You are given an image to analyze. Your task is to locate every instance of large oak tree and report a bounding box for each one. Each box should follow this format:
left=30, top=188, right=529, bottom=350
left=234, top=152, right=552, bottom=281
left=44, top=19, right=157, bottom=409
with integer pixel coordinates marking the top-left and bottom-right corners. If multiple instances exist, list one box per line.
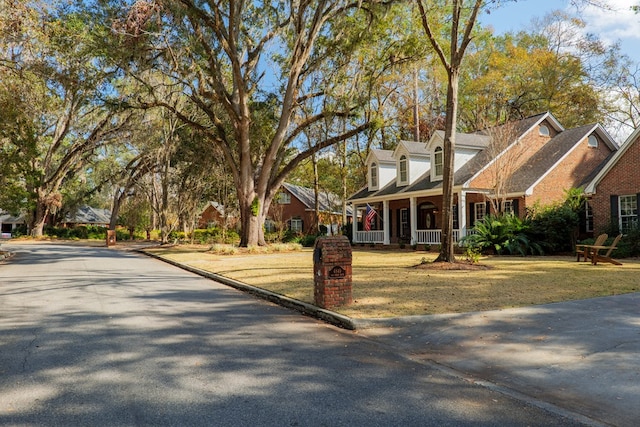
left=110, top=0, right=399, bottom=246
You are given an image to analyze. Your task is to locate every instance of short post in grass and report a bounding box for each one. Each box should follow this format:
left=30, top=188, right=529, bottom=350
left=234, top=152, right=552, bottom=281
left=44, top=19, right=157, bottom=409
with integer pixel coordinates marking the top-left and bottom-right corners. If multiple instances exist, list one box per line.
left=313, top=235, right=352, bottom=309
left=106, top=230, right=116, bottom=247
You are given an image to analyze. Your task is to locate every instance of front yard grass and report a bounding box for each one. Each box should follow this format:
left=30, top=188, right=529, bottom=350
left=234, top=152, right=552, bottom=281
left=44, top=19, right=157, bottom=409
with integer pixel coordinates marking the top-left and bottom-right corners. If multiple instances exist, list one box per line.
left=145, top=245, right=640, bottom=318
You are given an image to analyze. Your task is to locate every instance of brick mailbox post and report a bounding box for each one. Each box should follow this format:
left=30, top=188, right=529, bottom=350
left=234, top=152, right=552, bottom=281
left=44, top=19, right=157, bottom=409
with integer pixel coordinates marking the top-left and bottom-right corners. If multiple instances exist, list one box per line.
left=106, top=230, right=116, bottom=247
left=313, top=235, right=352, bottom=309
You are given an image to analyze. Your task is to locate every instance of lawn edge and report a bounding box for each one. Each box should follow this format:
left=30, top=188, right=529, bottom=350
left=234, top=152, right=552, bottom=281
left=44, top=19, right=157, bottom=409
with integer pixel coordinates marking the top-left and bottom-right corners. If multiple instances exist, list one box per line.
left=139, top=249, right=357, bottom=330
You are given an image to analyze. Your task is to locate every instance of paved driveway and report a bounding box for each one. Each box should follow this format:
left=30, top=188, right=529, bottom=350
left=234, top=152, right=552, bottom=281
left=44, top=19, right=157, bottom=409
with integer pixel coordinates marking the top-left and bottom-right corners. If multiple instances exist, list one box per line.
left=357, top=292, right=640, bottom=427
left=0, top=242, right=599, bottom=426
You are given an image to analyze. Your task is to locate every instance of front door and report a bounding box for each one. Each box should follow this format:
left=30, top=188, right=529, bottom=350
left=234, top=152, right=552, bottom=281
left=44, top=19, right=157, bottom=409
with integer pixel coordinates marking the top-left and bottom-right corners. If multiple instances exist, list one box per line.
left=418, top=202, right=437, bottom=229
left=400, top=208, right=409, bottom=240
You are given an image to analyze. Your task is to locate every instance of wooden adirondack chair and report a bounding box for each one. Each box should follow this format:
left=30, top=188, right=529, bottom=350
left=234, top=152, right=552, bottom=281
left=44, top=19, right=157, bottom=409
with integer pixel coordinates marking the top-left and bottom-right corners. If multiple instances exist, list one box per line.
left=576, top=233, right=607, bottom=262
left=591, top=234, right=623, bottom=265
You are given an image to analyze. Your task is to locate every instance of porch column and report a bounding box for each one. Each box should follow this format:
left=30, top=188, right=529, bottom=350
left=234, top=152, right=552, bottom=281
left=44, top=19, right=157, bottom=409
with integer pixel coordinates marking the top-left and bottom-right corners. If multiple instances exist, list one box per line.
left=351, top=203, right=358, bottom=243
left=383, top=200, right=390, bottom=245
left=410, top=196, right=417, bottom=245
left=459, top=191, right=467, bottom=239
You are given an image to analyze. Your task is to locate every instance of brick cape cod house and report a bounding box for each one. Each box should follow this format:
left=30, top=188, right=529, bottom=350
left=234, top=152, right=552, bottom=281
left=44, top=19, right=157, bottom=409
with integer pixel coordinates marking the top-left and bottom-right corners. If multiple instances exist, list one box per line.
left=197, top=201, right=239, bottom=229
left=267, top=182, right=352, bottom=235
left=348, top=111, right=638, bottom=246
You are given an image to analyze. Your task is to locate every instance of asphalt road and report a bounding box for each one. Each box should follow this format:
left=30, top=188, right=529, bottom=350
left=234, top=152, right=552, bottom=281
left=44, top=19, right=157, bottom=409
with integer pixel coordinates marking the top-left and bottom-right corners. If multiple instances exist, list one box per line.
left=1, top=242, right=591, bottom=426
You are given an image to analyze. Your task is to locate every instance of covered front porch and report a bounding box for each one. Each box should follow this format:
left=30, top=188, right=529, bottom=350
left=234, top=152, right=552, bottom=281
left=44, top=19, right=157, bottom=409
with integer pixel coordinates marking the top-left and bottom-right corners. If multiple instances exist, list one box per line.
left=351, top=192, right=480, bottom=245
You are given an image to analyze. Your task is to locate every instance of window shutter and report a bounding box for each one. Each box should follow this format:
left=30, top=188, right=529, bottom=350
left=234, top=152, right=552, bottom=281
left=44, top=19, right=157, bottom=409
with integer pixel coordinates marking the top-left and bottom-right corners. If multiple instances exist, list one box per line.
left=486, top=201, right=491, bottom=216
left=388, top=209, right=393, bottom=237
left=452, top=204, right=459, bottom=229
left=469, top=202, right=475, bottom=226
left=396, top=209, right=400, bottom=238
left=512, top=199, right=520, bottom=217
left=610, top=195, right=619, bottom=233
left=637, top=193, right=640, bottom=225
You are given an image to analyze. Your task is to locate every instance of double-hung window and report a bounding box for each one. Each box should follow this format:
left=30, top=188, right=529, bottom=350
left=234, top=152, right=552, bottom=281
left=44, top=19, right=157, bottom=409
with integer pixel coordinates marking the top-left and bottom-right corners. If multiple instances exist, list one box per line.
left=434, top=147, right=443, bottom=178
left=290, top=218, right=303, bottom=232
left=474, top=202, right=486, bottom=223
left=585, top=201, right=594, bottom=233
left=399, top=156, right=408, bottom=184
left=502, top=200, right=514, bottom=215
left=619, top=195, right=638, bottom=233
left=370, top=163, right=378, bottom=188
left=278, top=192, right=291, bottom=204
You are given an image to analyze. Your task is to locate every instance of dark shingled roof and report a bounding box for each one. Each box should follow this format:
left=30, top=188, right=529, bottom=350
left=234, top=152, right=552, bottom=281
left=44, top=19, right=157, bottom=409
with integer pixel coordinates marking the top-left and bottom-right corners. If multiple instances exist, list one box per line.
left=348, top=113, right=564, bottom=201
left=508, top=124, right=596, bottom=192
left=371, top=149, right=395, bottom=163
left=433, top=130, right=491, bottom=148
left=349, top=186, right=378, bottom=200
left=64, top=206, right=112, bottom=224
left=399, top=141, right=429, bottom=155
left=283, top=183, right=351, bottom=215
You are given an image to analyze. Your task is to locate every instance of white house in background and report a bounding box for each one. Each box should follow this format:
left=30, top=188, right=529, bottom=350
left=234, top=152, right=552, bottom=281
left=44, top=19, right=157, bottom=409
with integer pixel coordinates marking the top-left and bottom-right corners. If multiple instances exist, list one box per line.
left=0, top=211, right=26, bottom=238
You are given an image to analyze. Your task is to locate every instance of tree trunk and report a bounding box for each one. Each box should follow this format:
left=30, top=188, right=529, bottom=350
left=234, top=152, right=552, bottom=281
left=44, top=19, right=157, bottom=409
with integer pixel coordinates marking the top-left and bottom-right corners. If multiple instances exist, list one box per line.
left=239, top=194, right=267, bottom=247
left=435, top=68, right=459, bottom=263
left=30, top=190, right=50, bottom=237
left=30, top=200, right=48, bottom=237
left=313, top=153, right=320, bottom=234
left=109, top=188, right=125, bottom=230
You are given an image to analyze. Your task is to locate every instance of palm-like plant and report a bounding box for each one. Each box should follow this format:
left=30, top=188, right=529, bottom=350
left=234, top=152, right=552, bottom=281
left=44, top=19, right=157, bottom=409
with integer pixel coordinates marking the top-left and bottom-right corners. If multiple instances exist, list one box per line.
left=462, top=213, right=543, bottom=256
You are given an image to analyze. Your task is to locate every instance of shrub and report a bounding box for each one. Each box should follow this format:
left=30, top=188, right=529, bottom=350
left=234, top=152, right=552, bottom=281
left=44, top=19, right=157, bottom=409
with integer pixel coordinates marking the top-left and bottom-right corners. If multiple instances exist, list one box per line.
left=527, top=204, right=579, bottom=253
left=611, top=226, right=640, bottom=258
left=463, top=214, right=542, bottom=256
left=209, top=244, right=238, bottom=255
left=341, top=224, right=353, bottom=243
left=282, top=229, right=302, bottom=244
left=300, top=234, right=319, bottom=247
left=168, top=230, right=186, bottom=242
left=191, top=228, right=222, bottom=244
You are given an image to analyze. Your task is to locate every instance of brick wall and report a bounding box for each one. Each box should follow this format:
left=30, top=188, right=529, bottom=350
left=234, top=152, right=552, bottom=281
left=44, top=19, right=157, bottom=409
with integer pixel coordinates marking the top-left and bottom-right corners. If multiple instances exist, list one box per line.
left=590, top=134, right=640, bottom=233
left=529, top=135, right=613, bottom=207
left=471, top=120, right=557, bottom=189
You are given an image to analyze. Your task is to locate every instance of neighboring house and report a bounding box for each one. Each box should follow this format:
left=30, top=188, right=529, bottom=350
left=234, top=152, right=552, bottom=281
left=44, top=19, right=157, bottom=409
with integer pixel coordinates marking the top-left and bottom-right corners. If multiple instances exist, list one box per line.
left=0, top=211, right=26, bottom=237
left=348, top=111, right=622, bottom=245
left=584, top=126, right=640, bottom=234
left=197, top=201, right=238, bottom=229
left=62, top=206, right=112, bottom=227
left=267, top=182, right=351, bottom=235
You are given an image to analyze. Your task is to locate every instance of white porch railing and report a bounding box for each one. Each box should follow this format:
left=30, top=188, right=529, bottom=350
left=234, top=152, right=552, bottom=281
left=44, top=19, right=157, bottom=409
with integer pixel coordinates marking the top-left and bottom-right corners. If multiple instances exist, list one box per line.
left=353, top=229, right=468, bottom=245
left=354, top=230, right=384, bottom=243
left=416, top=229, right=463, bottom=245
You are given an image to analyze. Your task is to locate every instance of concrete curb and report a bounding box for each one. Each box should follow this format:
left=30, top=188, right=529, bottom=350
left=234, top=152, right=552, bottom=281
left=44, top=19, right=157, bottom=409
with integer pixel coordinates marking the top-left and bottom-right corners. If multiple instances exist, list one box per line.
left=139, top=250, right=357, bottom=330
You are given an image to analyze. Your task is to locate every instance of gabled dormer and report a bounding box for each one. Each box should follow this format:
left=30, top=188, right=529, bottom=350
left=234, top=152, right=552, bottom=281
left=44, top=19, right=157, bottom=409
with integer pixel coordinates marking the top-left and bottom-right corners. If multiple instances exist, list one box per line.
left=365, top=149, right=395, bottom=191
left=427, top=131, right=490, bottom=181
left=393, top=141, right=430, bottom=187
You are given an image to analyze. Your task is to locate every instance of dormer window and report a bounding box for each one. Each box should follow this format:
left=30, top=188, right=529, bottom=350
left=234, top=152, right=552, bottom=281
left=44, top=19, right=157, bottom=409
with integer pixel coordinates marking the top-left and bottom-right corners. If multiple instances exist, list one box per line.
left=434, top=146, right=443, bottom=178
left=539, top=124, right=550, bottom=136
left=399, top=155, right=408, bottom=183
left=588, top=135, right=598, bottom=148
left=370, top=162, right=378, bottom=188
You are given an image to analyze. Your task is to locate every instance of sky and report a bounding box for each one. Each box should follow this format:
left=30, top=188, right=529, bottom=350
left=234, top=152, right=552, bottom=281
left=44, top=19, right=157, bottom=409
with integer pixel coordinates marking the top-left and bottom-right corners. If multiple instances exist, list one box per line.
left=479, top=0, right=640, bottom=63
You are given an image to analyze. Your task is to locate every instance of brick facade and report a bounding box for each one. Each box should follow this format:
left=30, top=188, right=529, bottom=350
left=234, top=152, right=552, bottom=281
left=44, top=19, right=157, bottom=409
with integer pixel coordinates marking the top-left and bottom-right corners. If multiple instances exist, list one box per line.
left=589, top=132, right=640, bottom=234
left=528, top=134, right=613, bottom=207
left=268, top=186, right=345, bottom=234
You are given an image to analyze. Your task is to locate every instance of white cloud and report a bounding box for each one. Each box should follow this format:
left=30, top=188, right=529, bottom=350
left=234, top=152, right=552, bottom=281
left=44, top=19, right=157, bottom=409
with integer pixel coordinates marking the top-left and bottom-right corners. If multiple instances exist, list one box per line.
left=579, top=0, right=640, bottom=42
